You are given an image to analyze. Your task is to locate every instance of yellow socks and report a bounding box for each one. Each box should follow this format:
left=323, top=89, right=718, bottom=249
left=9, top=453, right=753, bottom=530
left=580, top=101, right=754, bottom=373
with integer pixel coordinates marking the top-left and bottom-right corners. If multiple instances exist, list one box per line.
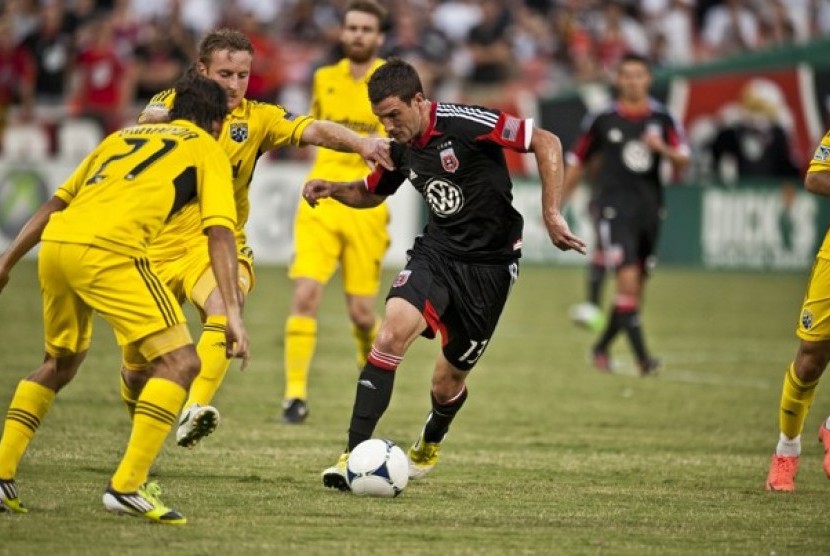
left=779, top=363, right=819, bottom=440
left=352, top=321, right=379, bottom=369
left=284, top=315, right=316, bottom=401
left=0, top=380, right=55, bottom=479
left=111, top=378, right=185, bottom=492
left=186, top=315, right=230, bottom=407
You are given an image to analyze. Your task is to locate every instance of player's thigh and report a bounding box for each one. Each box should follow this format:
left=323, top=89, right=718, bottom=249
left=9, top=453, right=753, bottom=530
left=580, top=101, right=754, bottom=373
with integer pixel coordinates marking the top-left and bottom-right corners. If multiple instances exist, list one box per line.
left=797, top=257, right=830, bottom=342
left=387, top=255, right=449, bottom=341
left=440, top=261, right=515, bottom=371
left=38, top=242, right=94, bottom=357
left=341, top=208, right=390, bottom=296
left=288, top=204, right=341, bottom=284
left=188, top=245, right=255, bottom=310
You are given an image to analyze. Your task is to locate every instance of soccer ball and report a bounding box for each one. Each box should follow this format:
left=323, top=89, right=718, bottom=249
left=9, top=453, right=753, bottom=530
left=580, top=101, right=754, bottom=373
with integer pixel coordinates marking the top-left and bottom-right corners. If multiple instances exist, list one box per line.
left=346, top=438, right=409, bottom=497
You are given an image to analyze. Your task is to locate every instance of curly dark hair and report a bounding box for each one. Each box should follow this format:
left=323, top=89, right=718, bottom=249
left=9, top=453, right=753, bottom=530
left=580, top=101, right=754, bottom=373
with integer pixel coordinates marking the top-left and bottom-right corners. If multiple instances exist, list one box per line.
left=169, top=73, right=228, bottom=132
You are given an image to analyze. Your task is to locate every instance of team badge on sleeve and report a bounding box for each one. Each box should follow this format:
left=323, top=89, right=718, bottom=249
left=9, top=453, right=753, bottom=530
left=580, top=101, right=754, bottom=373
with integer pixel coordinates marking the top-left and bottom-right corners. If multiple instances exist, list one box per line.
left=440, top=147, right=459, bottom=173
left=813, top=145, right=830, bottom=162
left=392, top=270, right=412, bottom=287
left=801, top=309, right=814, bottom=330
left=230, top=123, right=249, bottom=143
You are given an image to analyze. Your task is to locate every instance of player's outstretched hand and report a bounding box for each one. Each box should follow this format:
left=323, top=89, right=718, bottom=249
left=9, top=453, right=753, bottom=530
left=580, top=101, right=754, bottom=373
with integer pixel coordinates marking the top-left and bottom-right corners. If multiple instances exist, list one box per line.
left=224, top=312, right=250, bottom=370
left=546, top=211, right=587, bottom=254
left=359, top=137, right=394, bottom=171
left=302, top=179, right=335, bottom=207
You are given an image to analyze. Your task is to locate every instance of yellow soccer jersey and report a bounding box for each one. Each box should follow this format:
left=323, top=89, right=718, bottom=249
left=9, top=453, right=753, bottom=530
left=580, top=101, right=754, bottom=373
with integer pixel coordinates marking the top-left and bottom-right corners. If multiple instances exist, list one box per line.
left=143, top=93, right=314, bottom=256
left=42, top=120, right=236, bottom=259
left=308, top=58, right=385, bottom=184
left=809, top=131, right=830, bottom=259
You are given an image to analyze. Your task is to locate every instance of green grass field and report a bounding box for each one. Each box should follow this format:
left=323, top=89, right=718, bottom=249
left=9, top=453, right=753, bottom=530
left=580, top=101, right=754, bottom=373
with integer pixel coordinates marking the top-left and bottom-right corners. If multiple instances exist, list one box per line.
left=1, top=260, right=829, bottom=555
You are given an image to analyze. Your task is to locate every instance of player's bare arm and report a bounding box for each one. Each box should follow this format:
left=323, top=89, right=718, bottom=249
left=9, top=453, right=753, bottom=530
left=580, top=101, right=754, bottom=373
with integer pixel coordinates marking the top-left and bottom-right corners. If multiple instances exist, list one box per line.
left=206, top=225, right=250, bottom=367
left=806, top=170, right=830, bottom=197
left=0, top=196, right=68, bottom=293
left=642, top=131, right=690, bottom=168
left=300, top=120, right=394, bottom=171
left=530, top=127, right=587, bottom=254
left=303, top=178, right=385, bottom=209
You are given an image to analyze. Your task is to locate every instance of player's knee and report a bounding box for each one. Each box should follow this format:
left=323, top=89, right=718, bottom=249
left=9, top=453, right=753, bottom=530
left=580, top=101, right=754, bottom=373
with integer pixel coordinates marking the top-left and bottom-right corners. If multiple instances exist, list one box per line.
left=27, top=353, right=83, bottom=392
left=154, top=346, right=201, bottom=388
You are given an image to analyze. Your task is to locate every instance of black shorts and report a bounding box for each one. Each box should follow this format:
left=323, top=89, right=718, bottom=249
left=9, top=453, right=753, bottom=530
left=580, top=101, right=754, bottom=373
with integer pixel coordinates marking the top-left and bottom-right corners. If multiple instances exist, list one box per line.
left=595, top=205, right=662, bottom=273
left=387, top=248, right=518, bottom=371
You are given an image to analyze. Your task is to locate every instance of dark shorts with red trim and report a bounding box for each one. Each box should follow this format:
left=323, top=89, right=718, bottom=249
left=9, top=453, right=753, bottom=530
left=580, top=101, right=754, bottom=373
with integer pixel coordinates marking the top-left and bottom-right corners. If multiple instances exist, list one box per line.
left=387, top=247, right=518, bottom=371
left=595, top=204, right=662, bottom=272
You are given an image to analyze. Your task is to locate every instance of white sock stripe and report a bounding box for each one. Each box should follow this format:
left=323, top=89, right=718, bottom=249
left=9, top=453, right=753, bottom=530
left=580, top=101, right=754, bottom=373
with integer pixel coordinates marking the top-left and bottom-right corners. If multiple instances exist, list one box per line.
left=370, top=347, right=402, bottom=366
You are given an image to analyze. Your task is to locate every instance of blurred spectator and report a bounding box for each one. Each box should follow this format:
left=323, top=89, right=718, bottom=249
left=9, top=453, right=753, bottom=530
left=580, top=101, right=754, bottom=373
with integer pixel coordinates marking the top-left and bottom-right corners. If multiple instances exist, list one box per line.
left=235, top=11, right=284, bottom=103
left=465, top=0, right=513, bottom=88
left=700, top=0, right=760, bottom=58
left=593, top=0, right=649, bottom=77
left=551, top=4, right=598, bottom=85
left=0, top=15, right=35, bottom=137
left=3, top=0, right=39, bottom=44
left=179, top=0, right=222, bottom=37
left=431, top=0, right=481, bottom=43
left=67, top=16, right=134, bottom=133
left=643, top=0, right=696, bottom=67
left=132, top=19, right=190, bottom=101
left=709, top=79, right=801, bottom=184
left=22, top=0, right=75, bottom=104
left=758, top=0, right=797, bottom=47
left=383, top=3, right=452, bottom=98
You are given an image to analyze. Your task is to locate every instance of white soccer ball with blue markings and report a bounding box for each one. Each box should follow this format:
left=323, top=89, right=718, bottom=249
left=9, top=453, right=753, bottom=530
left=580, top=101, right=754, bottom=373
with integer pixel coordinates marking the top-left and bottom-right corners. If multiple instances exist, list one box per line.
left=347, top=438, right=409, bottom=497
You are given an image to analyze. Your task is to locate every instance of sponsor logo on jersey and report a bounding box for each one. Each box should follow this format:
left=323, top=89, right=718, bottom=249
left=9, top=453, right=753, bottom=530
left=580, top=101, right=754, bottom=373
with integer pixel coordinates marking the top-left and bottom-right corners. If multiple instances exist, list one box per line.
left=440, top=147, right=459, bottom=173
left=392, top=269, right=412, bottom=287
left=230, top=122, right=248, bottom=143
left=425, top=178, right=464, bottom=217
left=621, top=140, right=653, bottom=173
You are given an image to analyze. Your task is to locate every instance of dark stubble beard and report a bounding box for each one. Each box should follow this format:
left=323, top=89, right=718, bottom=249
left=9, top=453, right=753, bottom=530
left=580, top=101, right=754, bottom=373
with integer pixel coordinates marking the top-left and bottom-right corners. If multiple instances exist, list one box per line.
left=345, top=43, right=375, bottom=64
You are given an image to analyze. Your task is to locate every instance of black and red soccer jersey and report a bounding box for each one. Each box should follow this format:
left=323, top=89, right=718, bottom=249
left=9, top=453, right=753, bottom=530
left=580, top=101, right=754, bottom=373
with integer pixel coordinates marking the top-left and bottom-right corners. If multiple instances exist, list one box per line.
left=366, top=101, right=532, bottom=264
left=566, top=98, right=689, bottom=215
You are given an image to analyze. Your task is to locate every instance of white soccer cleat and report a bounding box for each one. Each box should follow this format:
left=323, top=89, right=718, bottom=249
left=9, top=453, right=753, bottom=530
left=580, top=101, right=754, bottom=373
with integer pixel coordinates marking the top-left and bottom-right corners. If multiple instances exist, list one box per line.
left=176, top=404, right=220, bottom=448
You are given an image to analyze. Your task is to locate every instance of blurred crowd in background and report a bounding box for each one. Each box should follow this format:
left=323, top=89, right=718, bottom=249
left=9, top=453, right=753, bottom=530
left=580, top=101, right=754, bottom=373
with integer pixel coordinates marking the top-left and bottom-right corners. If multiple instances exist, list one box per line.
left=1, top=0, right=828, bottom=159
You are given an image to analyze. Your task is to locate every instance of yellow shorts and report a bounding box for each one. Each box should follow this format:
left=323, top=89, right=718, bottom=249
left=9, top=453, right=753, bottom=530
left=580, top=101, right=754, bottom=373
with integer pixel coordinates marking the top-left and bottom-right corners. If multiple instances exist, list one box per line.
left=288, top=199, right=389, bottom=296
left=152, top=242, right=254, bottom=309
left=38, top=241, right=191, bottom=361
left=797, top=256, right=830, bottom=341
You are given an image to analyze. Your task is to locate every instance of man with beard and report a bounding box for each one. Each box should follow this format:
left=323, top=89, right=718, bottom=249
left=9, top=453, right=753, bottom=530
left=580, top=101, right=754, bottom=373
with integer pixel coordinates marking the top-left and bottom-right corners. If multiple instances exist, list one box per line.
left=281, top=0, right=390, bottom=424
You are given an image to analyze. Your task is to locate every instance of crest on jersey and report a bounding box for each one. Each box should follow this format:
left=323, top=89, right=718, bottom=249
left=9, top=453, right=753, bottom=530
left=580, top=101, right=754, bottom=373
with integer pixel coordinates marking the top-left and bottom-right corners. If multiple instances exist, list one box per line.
left=230, top=122, right=248, bottom=143
left=392, top=270, right=412, bottom=288
left=440, top=147, right=459, bottom=173
left=814, top=145, right=830, bottom=162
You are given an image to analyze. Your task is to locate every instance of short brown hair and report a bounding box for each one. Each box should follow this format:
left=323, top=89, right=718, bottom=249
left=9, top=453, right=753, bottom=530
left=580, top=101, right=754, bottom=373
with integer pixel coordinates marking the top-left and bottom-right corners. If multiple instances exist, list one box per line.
left=197, top=29, right=254, bottom=67
left=343, top=0, right=387, bottom=29
left=368, top=58, right=423, bottom=105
